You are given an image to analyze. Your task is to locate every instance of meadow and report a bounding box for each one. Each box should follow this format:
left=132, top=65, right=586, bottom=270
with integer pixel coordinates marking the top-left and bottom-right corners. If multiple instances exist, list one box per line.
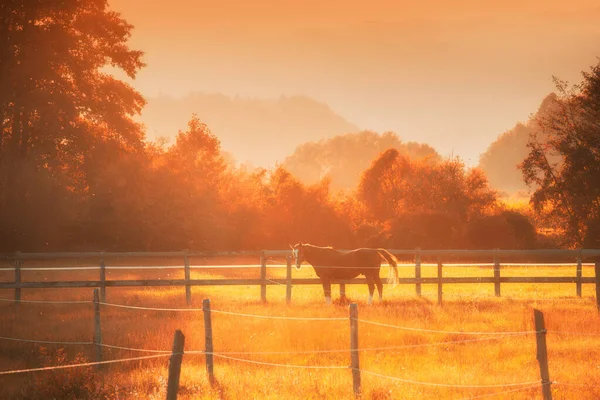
left=0, top=257, right=599, bottom=399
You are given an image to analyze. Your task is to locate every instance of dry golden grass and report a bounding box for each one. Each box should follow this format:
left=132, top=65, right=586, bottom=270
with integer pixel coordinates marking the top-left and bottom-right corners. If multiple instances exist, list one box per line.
left=1, top=259, right=600, bottom=399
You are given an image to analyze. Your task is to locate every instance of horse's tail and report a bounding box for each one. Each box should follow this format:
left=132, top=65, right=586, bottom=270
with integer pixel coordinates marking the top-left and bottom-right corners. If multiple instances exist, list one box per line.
left=375, top=249, right=399, bottom=286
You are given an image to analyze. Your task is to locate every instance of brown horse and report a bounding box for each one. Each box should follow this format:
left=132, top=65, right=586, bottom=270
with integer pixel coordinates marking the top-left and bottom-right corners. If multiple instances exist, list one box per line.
left=291, top=243, right=399, bottom=305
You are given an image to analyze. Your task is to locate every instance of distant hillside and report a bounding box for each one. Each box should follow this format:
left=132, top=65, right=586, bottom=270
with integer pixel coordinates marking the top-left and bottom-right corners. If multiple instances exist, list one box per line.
left=282, top=130, right=441, bottom=190
left=478, top=93, right=558, bottom=195
left=139, top=93, right=359, bottom=167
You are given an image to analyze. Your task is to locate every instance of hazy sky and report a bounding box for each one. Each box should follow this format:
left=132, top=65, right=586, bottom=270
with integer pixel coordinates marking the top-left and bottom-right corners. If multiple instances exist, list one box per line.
left=109, top=0, right=600, bottom=166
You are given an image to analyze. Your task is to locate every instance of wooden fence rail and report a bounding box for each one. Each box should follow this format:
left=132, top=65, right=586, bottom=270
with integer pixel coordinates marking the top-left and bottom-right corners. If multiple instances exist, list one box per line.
left=2, top=248, right=600, bottom=260
left=1, top=249, right=600, bottom=309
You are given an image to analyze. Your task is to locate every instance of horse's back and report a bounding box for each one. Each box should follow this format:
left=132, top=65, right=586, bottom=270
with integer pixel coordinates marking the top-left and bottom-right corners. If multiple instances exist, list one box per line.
left=344, top=248, right=384, bottom=264
left=305, top=246, right=383, bottom=279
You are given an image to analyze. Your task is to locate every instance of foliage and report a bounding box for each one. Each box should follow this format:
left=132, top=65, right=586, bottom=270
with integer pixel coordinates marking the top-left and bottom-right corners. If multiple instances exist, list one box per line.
left=0, top=0, right=145, bottom=251
left=0, top=2, right=546, bottom=252
left=520, top=61, right=600, bottom=248
left=464, top=211, right=537, bottom=250
left=356, top=150, right=498, bottom=248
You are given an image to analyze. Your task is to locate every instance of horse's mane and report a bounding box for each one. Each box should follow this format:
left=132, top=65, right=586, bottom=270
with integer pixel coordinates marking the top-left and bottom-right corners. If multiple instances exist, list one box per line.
left=293, top=242, right=335, bottom=250
left=304, top=244, right=334, bottom=250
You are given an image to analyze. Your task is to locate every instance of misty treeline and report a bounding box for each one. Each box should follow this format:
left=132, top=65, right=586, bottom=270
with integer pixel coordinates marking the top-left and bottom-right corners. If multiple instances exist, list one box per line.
left=1, top=1, right=599, bottom=252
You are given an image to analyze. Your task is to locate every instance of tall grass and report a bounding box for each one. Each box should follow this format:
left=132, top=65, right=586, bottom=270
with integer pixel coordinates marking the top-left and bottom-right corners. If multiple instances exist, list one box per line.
left=0, top=262, right=599, bottom=399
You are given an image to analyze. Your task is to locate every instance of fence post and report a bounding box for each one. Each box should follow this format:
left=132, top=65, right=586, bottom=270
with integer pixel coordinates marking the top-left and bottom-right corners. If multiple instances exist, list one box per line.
left=437, top=256, right=443, bottom=306
left=286, top=256, right=292, bottom=304
left=203, top=299, right=214, bottom=384
left=184, top=252, right=191, bottom=305
left=260, top=251, right=267, bottom=303
left=340, top=283, right=346, bottom=299
left=534, top=309, right=552, bottom=400
left=14, top=252, right=21, bottom=303
left=99, top=254, right=106, bottom=302
left=93, top=289, right=102, bottom=366
left=415, top=248, right=421, bottom=297
left=166, top=329, right=185, bottom=400
left=493, top=250, right=501, bottom=297
left=595, top=263, right=600, bottom=313
left=349, top=303, right=361, bottom=397
left=576, top=251, right=582, bottom=297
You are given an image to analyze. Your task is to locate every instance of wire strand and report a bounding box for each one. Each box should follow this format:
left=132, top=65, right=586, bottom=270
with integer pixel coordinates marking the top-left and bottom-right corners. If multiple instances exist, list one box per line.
left=0, top=336, right=93, bottom=345
left=358, top=368, right=540, bottom=388
left=183, top=335, right=517, bottom=356
left=356, top=318, right=539, bottom=335
left=0, top=354, right=171, bottom=375
left=0, top=298, right=91, bottom=304
left=99, top=302, right=203, bottom=312
left=99, top=343, right=172, bottom=354
left=209, top=353, right=347, bottom=369
left=458, top=383, right=543, bottom=399
left=210, top=308, right=346, bottom=321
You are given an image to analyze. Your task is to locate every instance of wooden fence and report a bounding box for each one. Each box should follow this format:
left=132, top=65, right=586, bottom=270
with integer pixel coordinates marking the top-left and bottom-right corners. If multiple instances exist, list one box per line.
left=93, top=297, right=551, bottom=399
left=0, top=292, right=558, bottom=399
left=1, top=249, right=600, bottom=309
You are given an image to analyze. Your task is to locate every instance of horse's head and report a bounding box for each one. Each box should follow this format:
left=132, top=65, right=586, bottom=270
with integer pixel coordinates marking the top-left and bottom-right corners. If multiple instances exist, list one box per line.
left=290, top=242, right=305, bottom=270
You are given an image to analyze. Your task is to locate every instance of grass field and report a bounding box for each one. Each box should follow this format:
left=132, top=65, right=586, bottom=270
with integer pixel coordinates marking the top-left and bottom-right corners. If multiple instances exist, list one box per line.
left=0, top=257, right=599, bottom=399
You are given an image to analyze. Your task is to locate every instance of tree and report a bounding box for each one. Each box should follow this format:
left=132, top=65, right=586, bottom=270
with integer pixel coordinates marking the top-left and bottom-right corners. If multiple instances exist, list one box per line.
left=259, top=167, right=354, bottom=248
left=464, top=211, right=536, bottom=250
left=358, top=150, right=496, bottom=223
left=520, top=61, right=600, bottom=248
left=0, top=0, right=145, bottom=250
left=163, top=115, right=229, bottom=250
left=357, top=150, right=498, bottom=248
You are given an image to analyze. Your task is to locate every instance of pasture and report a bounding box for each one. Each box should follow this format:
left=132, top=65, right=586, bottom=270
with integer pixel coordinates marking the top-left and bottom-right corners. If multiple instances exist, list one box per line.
left=0, top=255, right=600, bottom=399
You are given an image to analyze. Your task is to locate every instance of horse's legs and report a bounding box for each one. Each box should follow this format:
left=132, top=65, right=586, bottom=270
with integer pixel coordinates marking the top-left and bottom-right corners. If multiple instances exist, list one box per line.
left=374, top=274, right=384, bottom=301
left=321, top=278, right=332, bottom=305
left=365, top=275, right=375, bottom=305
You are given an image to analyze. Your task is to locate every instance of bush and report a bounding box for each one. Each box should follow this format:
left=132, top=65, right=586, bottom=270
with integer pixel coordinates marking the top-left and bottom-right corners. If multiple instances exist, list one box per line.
left=464, top=211, right=536, bottom=249
left=17, top=347, right=115, bottom=399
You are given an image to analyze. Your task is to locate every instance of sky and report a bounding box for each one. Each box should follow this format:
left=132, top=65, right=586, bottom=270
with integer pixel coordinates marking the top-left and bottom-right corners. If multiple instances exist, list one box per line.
left=108, top=0, right=600, bottom=166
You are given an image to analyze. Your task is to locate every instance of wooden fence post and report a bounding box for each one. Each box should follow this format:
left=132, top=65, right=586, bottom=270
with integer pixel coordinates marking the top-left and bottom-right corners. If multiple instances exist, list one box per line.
left=437, top=257, right=443, bottom=306
left=415, top=248, right=421, bottom=297
left=286, top=256, right=292, bottom=304
left=340, top=283, right=346, bottom=300
left=99, top=255, right=106, bottom=302
left=493, top=250, right=501, bottom=297
left=203, top=299, right=214, bottom=384
left=93, top=289, right=102, bottom=366
left=595, top=263, right=600, bottom=313
left=14, top=253, right=21, bottom=303
left=349, top=303, right=361, bottom=397
left=576, top=251, right=582, bottom=297
left=166, top=329, right=185, bottom=400
left=184, top=252, right=191, bottom=305
left=534, top=309, right=552, bottom=400
left=260, top=251, right=267, bottom=303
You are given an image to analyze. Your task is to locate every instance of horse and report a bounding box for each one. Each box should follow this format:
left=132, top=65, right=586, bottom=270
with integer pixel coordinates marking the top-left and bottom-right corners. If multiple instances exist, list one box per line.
left=291, top=242, right=399, bottom=305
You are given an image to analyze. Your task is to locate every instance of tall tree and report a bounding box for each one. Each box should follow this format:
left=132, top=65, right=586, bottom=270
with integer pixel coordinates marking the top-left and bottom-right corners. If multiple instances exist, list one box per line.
left=358, top=150, right=496, bottom=223
left=357, top=150, right=497, bottom=248
left=0, top=0, right=145, bottom=250
left=520, top=61, right=600, bottom=248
